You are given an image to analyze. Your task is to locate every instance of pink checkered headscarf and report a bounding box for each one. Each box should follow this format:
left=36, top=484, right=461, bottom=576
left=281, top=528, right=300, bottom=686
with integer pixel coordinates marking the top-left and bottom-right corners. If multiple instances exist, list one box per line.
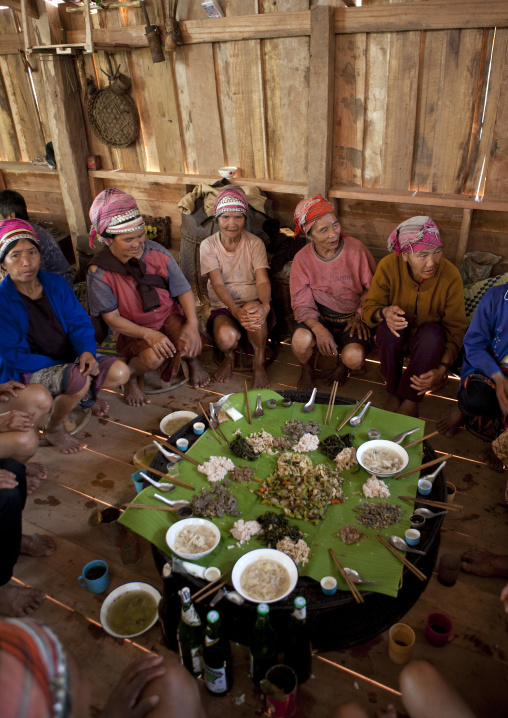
left=214, top=188, right=248, bottom=218
left=89, top=188, right=145, bottom=247
left=388, top=216, right=442, bottom=255
left=293, top=195, right=335, bottom=237
left=0, top=219, right=39, bottom=262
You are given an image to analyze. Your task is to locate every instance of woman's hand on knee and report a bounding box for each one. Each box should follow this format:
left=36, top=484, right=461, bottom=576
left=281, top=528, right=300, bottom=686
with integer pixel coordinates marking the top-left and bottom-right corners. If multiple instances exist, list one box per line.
left=179, top=323, right=202, bottom=358
left=314, top=325, right=338, bottom=356
left=0, top=409, right=34, bottom=433
left=78, top=352, right=99, bottom=377
left=0, top=469, right=18, bottom=490
left=410, top=366, right=446, bottom=395
left=0, top=380, right=26, bottom=401
left=98, top=654, right=166, bottom=718
left=345, top=314, right=370, bottom=341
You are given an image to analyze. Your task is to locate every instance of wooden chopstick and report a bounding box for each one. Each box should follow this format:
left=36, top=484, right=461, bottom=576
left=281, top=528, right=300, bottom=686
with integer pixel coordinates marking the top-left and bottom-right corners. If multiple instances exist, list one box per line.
left=376, top=535, right=426, bottom=582
left=191, top=570, right=230, bottom=600
left=137, top=462, right=195, bottom=491
left=399, top=496, right=463, bottom=512
left=336, top=390, right=373, bottom=433
left=153, top=437, right=201, bottom=467
left=328, top=549, right=364, bottom=604
left=125, top=503, right=179, bottom=512
left=199, top=402, right=222, bottom=445
left=404, top=430, right=439, bottom=448
left=394, top=454, right=453, bottom=480
left=195, top=579, right=229, bottom=603
left=243, top=380, right=252, bottom=424
left=325, top=381, right=338, bottom=426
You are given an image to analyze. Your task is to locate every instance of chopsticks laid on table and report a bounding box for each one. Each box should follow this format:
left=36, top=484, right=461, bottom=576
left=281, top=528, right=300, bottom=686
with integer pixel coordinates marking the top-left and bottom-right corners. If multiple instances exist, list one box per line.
left=198, top=401, right=226, bottom=444
left=243, top=380, right=252, bottom=424
left=194, top=580, right=229, bottom=604
left=325, top=381, right=339, bottom=426
left=394, top=454, right=453, bottom=480
left=335, top=390, right=373, bottom=433
left=125, top=503, right=179, bottom=512
left=137, top=462, right=195, bottom=491
left=191, top=571, right=231, bottom=601
left=376, top=535, right=427, bottom=582
left=399, top=496, right=463, bottom=512
left=328, top=549, right=364, bottom=604
left=152, top=437, right=201, bottom=467
left=404, top=430, right=439, bottom=449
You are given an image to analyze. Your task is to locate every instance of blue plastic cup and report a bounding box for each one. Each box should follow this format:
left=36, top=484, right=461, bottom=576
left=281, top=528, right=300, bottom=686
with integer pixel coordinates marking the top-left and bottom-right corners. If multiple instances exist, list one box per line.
left=176, top=438, right=189, bottom=452
left=405, top=529, right=421, bottom=546
left=418, top=479, right=432, bottom=496
left=130, top=470, right=145, bottom=494
left=193, top=422, right=205, bottom=435
left=78, top=560, right=110, bottom=594
left=320, top=576, right=337, bottom=595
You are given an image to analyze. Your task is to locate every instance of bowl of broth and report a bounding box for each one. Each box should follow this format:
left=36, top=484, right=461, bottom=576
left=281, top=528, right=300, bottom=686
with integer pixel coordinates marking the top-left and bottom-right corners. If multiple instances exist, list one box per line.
left=232, top=548, right=298, bottom=604
left=159, top=410, right=198, bottom=437
left=356, top=439, right=409, bottom=477
left=100, top=582, right=161, bottom=639
left=166, top=517, right=220, bottom=560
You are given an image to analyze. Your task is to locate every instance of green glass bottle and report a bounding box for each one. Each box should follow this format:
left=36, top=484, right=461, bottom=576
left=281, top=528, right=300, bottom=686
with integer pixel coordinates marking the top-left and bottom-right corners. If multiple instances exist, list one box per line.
left=177, top=587, right=203, bottom=677
left=283, top=596, right=311, bottom=684
left=203, top=610, right=233, bottom=696
left=249, top=603, right=278, bottom=687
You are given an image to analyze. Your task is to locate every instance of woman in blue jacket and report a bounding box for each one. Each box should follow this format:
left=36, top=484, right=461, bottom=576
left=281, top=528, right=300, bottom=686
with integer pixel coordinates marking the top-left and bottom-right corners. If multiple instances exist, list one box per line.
left=0, top=220, right=129, bottom=454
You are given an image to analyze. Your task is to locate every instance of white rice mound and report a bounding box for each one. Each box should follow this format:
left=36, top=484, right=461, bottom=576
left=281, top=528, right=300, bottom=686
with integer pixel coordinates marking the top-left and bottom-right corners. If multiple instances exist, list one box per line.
left=362, top=476, right=391, bottom=498
left=276, top=536, right=310, bottom=566
left=230, top=519, right=262, bottom=546
left=334, top=446, right=358, bottom=471
left=246, top=430, right=275, bottom=454
left=197, top=456, right=235, bottom=483
left=292, top=432, right=320, bottom=453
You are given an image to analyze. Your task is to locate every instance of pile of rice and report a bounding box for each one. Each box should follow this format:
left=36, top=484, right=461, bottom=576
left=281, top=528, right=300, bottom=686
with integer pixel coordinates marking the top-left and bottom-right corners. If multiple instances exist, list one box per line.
left=230, top=519, right=262, bottom=546
left=292, top=432, right=320, bottom=453
left=334, top=446, right=358, bottom=471
left=276, top=536, right=310, bottom=566
left=362, top=476, right=390, bottom=498
left=246, top=430, right=276, bottom=454
left=198, top=456, right=235, bottom=483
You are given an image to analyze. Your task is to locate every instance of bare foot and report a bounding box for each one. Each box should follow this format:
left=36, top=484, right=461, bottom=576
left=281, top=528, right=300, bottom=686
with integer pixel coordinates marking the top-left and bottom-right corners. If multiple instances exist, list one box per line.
left=124, top=378, right=151, bottom=407
left=480, top=445, right=505, bottom=472
left=252, top=365, right=270, bottom=389
left=25, top=462, right=47, bottom=495
left=437, top=406, right=465, bottom=438
left=297, top=364, right=314, bottom=391
left=188, top=358, right=210, bottom=388
left=461, top=549, right=508, bottom=577
left=399, top=399, right=419, bottom=418
left=91, top=399, right=109, bottom=417
left=20, top=534, right=57, bottom=557
left=323, top=360, right=348, bottom=387
left=383, top=394, right=402, bottom=413
left=214, top=353, right=234, bottom=383
left=45, top=425, right=87, bottom=454
left=0, top=581, right=46, bottom=617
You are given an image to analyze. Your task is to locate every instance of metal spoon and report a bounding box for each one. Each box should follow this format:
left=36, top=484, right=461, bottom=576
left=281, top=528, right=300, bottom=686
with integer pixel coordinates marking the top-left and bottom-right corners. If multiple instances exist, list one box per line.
left=414, top=507, right=448, bottom=519
left=392, top=427, right=420, bottom=444
left=349, top=401, right=372, bottom=426
left=154, top=493, right=191, bottom=509
left=421, top=461, right=447, bottom=484
left=302, top=387, right=317, bottom=413
left=344, top=567, right=378, bottom=585
left=253, top=394, right=264, bottom=418
left=389, top=535, right=427, bottom=556
left=140, top=471, right=174, bottom=492
left=153, top=440, right=179, bottom=463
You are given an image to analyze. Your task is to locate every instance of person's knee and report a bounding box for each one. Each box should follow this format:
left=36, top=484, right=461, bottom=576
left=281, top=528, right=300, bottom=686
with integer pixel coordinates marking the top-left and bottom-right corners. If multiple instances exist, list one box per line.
left=24, top=384, right=53, bottom=415
left=242, top=300, right=261, bottom=311
left=106, top=360, right=130, bottom=386
left=292, top=328, right=314, bottom=354
left=399, top=659, right=437, bottom=693
left=12, top=431, right=39, bottom=462
left=342, top=344, right=365, bottom=370
left=215, top=325, right=240, bottom=351
left=143, top=656, right=205, bottom=716
left=140, top=350, right=164, bottom=372
left=329, top=700, right=369, bottom=718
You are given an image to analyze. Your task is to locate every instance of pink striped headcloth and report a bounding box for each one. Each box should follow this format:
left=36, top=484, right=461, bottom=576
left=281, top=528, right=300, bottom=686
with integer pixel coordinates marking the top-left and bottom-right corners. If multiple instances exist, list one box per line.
left=0, top=219, right=39, bottom=262
left=388, top=216, right=442, bottom=255
left=293, top=195, right=335, bottom=237
left=214, top=187, right=248, bottom=218
left=89, top=188, right=145, bottom=247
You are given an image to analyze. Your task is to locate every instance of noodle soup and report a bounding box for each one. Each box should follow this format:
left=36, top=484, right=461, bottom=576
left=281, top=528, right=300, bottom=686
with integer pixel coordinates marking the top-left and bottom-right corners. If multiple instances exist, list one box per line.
left=239, top=558, right=291, bottom=602
left=357, top=440, right=409, bottom=477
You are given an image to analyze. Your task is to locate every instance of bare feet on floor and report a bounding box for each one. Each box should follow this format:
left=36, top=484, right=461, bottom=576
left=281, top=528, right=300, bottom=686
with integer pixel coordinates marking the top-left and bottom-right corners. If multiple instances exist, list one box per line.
left=323, top=360, right=348, bottom=387
left=20, top=534, right=57, bottom=557
left=45, top=425, right=87, bottom=454
left=25, top=462, right=47, bottom=495
left=91, top=399, right=109, bottom=417
left=398, top=399, right=419, bottom=418
left=461, top=549, right=508, bottom=577
left=436, top=406, right=465, bottom=438
left=480, top=445, right=505, bottom=472
left=252, top=364, right=270, bottom=389
left=214, top=353, right=234, bottom=383
left=188, top=359, right=210, bottom=389
left=0, top=582, right=46, bottom=617
left=297, top=364, right=314, bottom=391
left=124, top=378, right=151, bottom=407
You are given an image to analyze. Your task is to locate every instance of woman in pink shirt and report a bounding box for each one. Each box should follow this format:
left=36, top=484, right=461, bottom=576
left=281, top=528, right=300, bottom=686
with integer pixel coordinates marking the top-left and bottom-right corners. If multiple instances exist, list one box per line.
left=290, top=195, right=376, bottom=390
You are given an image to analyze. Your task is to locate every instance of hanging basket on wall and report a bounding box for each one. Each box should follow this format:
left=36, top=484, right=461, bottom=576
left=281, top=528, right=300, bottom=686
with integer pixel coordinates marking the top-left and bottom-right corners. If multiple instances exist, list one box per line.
left=87, top=89, right=140, bottom=148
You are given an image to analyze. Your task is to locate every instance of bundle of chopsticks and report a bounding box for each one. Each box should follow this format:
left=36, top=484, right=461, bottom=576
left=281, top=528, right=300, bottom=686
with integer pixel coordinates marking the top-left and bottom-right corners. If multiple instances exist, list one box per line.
left=198, top=402, right=227, bottom=445
left=325, top=381, right=338, bottom=425
left=190, top=570, right=230, bottom=603
left=336, top=390, right=373, bottom=432
left=328, top=549, right=364, bottom=604
left=399, top=495, right=463, bottom=512
left=377, top=535, right=426, bottom=581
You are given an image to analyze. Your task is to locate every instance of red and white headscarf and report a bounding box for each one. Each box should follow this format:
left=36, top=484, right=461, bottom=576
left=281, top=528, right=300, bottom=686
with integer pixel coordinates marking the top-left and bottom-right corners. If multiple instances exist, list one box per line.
left=213, top=187, right=248, bottom=218
left=89, top=188, right=145, bottom=247
left=0, top=219, right=40, bottom=263
left=293, top=195, right=335, bottom=237
left=388, top=216, right=442, bottom=255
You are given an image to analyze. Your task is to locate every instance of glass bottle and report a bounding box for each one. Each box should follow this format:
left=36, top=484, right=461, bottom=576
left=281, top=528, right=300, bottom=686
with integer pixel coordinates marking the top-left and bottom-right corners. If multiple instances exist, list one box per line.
left=249, top=602, right=278, bottom=687
left=158, top=563, right=180, bottom=652
left=177, top=587, right=203, bottom=677
left=284, top=595, right=311, bottom=684
left=203, top=610, right=233, bottom=696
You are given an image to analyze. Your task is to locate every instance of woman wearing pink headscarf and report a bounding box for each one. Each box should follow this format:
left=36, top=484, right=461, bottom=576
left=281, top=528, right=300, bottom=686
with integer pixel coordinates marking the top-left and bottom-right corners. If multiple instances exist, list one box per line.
left=200, top=187, right=273, bottom=388
left=362, top=216, right=467, bottom=417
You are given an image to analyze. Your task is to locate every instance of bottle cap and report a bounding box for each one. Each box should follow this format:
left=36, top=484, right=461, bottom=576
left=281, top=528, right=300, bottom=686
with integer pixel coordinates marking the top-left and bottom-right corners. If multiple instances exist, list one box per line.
left=257, top=603, right=269, bottom=615
left=207, top=610, right=220, bottom=623
left=294, top=596, right=306, bottom=609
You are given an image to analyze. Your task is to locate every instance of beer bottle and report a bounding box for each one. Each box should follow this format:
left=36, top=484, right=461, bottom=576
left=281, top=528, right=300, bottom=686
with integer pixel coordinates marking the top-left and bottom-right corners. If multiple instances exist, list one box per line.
left=284, top=595, right=311, bottom=684
left=203, top=610, right=233, bottom=696
left=249, top=602, right=278, bottom=687
left=177, top=587, right=203, bottom=677
left=158, top=563, right=181, bottom=652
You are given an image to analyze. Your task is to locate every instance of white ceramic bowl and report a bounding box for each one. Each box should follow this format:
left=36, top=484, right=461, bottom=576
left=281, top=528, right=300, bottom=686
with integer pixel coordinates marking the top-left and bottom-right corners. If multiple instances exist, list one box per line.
left=231, top=548, right=298, bottom=604
left=356, top=439, right=409, bottom=477
left=166, top=518, right=221, bottom=561
left=159, top=410, right=198, bottom=436
left=218, top=166, right=238, bottom=178
left=100, top=582, right=161, bottom=639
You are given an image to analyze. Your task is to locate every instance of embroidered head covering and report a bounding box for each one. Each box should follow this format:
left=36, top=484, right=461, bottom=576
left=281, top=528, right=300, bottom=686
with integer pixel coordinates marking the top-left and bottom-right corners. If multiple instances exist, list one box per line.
left=213, top=187, right=248, bottom=218
left=89, top=188, right=145, bottom=248
left=387, top=216, right=442, bottom=255
left=0, top=618, right=71, bottom=718
left=293, top=195, right=336, bottom=237
left=0, top=219, right=40, bottom=263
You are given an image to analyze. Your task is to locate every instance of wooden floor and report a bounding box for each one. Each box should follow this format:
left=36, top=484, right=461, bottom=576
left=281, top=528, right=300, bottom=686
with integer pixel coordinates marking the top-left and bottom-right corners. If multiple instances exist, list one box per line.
left=10, top=343, right=508, bottom=717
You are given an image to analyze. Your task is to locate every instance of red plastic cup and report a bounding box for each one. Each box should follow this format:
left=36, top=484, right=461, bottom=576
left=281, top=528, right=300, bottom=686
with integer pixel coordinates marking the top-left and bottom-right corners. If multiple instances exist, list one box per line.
left=425, top=612, right=455, bottom=647
left=264, top=664, right=297, bottom=718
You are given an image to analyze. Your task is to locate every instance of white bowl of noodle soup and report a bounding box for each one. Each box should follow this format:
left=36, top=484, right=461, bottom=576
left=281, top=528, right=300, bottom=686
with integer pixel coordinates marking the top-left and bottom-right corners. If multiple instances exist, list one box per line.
left=166, top=518, right=221, bottom=561
left=232, top=548, right=298, bottom=604
left=356, top=439, right=409, bottom=477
